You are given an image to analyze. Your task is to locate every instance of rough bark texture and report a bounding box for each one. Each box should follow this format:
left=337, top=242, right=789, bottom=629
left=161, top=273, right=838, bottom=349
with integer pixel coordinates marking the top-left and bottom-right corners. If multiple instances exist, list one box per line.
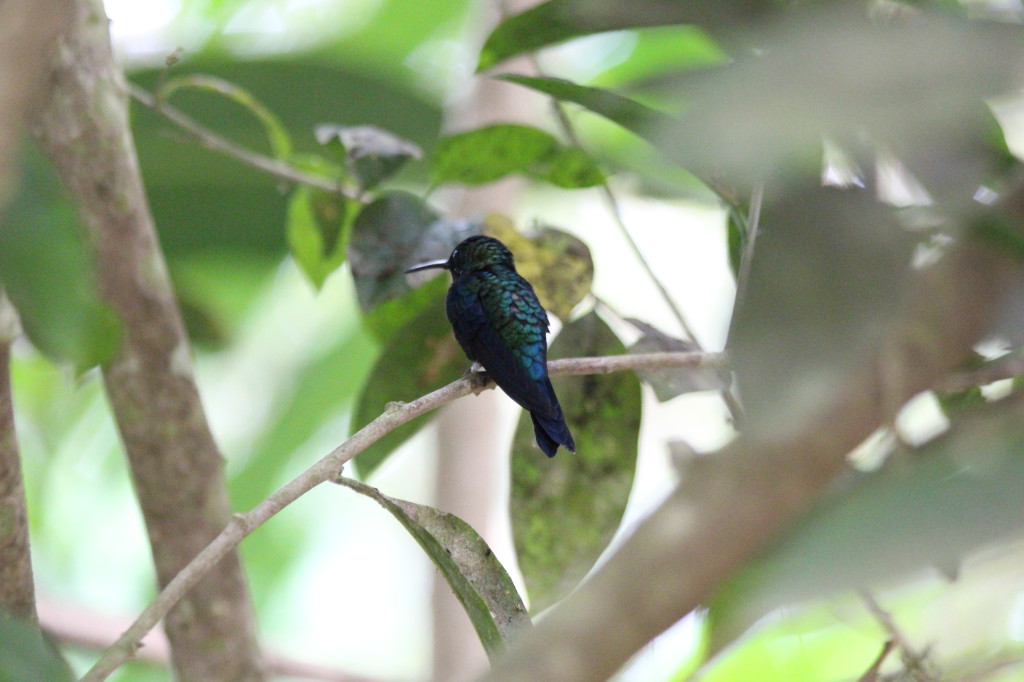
left=0, top=0, right=75, bottom=625
left=31, top=1, right=265, bottom=678
left=479, top=235, right=1020, bottom=682
left=0, top=295, right=35, bottom=622
left=0, top=0, right=72, bottom=211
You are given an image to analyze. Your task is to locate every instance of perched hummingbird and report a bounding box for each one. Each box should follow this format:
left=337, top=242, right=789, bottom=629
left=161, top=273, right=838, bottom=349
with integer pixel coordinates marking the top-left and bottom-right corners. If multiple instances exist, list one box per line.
left=406, top=235, right=575, bottom=457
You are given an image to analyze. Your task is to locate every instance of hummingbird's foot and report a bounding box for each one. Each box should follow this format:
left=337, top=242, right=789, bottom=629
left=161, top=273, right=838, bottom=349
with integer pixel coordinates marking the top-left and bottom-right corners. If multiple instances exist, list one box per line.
left=464, top=364, right=493, bottom=394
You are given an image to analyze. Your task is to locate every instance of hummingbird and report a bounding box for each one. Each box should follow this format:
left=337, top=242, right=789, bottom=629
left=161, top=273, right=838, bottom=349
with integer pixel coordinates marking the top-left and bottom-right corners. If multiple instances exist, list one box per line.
left=406, top=235, right=575, bottom=457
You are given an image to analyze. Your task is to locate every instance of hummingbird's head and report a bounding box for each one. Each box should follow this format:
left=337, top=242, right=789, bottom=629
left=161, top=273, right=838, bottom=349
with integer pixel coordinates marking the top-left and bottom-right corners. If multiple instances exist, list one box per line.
left=405, top=235, right=515, bottom=278
left=447, top=236, right=514, bottom=276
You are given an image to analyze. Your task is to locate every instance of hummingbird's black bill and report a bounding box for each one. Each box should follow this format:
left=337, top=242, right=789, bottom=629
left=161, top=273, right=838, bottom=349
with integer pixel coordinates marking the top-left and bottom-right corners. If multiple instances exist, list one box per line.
left=405, top=258, right=450, bottom=273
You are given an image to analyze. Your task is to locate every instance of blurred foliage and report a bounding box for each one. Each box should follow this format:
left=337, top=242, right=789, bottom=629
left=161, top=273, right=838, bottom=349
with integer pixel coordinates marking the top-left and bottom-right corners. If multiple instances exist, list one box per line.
left=708, top=391, right=1024, bottom=653
left=0, top=146, right=121, bottom=370
left=7, top=0, right=1024, bottom=679
left=0, top=613, right=73, bottom=682
left=430, top=123, right=605, bottom=188
left=727, top=181, right=915, bottom=433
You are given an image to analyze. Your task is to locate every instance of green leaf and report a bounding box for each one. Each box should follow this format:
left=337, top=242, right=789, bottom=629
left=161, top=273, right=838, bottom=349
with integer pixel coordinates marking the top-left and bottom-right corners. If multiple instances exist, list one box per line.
left=338, top=477, right=531, bottom=659
left=347, top=191, right=440, bottom=312
left=492, top=76, right=743, bottom=202
left=708, top=392, right=1024, bottom=654
left=627, top=318, right=729, bottom=400
left=315, top=124, right=423, bottom=192
left=698, top=603, right=880, bottom=682
left=286, top=185, right=353, bottom=289
left=431, top=124, right=603, bottom=189
left=362, top=272, right=449, bottom=342
left=130, top=57, right=445, bottom=260
left=496, top=74, right=672, bottom=135
left=477, top=0, right=768, bottom=71
left=0, top=145, right=121, bottom=370
left=592, top=25, right=727, bottom=86
left=510, top=311, right=641, bottom=612
left=355, top=209, right=480, bottom=341
left=483, top=217, right=593, bottom=322
left=0, top=612, right=73, bottom=682
left=529, top=146, right=606, bottom=189
left=431, top=124, right=555, bottom=186
left=158, top=74, right=293, bottom=160
left=350, top=294, right=466, bottom=478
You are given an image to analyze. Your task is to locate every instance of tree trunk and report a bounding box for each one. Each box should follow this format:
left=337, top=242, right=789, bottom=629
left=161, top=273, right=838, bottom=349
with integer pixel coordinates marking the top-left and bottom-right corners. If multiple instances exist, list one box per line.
left=0, top=295, right=35, bottom=622
left=0, top=0, right=76, bottom=627
left=32, top=0, right=265, bottom=678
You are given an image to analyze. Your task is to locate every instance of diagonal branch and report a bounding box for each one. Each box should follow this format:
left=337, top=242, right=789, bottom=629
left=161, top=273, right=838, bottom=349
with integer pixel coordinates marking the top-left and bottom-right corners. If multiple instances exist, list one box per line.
left=129, top=83, right=353, bottom=197
left=478, top=229, right=1020, bottom=681
left=80, top=350, right=719, bottom=682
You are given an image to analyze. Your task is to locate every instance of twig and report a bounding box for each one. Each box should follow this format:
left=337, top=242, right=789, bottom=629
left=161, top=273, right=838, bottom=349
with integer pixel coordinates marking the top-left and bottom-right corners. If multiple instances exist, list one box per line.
left=80, top=350, right=720, bottom=682
left=858, top=589, right=937, bottom=681
left=551, top=351, right=723, bottom=375
left=936, top=354, right=1024, bottom=393
left=858, top=639, right=896, bottom=682
left=128, top=83, right=353, bottom=197
left=734, top=181, right=764, bottom=315
left=521, top=51, right=698, bottom=345
left=524, top=55, right=745, bottom=423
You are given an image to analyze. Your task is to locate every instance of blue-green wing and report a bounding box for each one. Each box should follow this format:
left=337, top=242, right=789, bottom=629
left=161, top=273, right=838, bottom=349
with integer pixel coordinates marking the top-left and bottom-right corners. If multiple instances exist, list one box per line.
left=446, top=271, right=557, bottom=416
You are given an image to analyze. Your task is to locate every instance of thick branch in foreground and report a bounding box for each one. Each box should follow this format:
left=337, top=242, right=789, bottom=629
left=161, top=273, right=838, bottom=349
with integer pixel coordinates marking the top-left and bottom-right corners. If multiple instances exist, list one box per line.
left=0, top=0, right=74, bottom=625
left=0, top=294, right=35, bottom=622
left=479, top=238, right=1018, bottom=682
left=0, top=0, right=72, bottom=211
left=81, top=351, right=715, bottom=682
left=31, top=1, right=264, bottom=679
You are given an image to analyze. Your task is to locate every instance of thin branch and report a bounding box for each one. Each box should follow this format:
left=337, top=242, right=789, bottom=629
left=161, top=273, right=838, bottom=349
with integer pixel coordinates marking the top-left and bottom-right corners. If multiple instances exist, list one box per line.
left=551, top=96, right=701, bottom=345
left=936, top=354, right=1024, bottom=393
left=858, top=639, right=896, bottom=682
left=526, top=55, right=745, bottom=423
left=734, top=181, right=764, bottom=315
left=80, top=350, right=719, bottom=682
left=128, top=83, right=353, bottom=197
left=858, top=589, right=937, bottom=682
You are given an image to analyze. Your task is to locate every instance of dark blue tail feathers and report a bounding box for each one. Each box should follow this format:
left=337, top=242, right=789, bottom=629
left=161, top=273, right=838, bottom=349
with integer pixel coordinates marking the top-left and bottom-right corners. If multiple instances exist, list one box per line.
left=530, top=410, right=575, bottom=457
